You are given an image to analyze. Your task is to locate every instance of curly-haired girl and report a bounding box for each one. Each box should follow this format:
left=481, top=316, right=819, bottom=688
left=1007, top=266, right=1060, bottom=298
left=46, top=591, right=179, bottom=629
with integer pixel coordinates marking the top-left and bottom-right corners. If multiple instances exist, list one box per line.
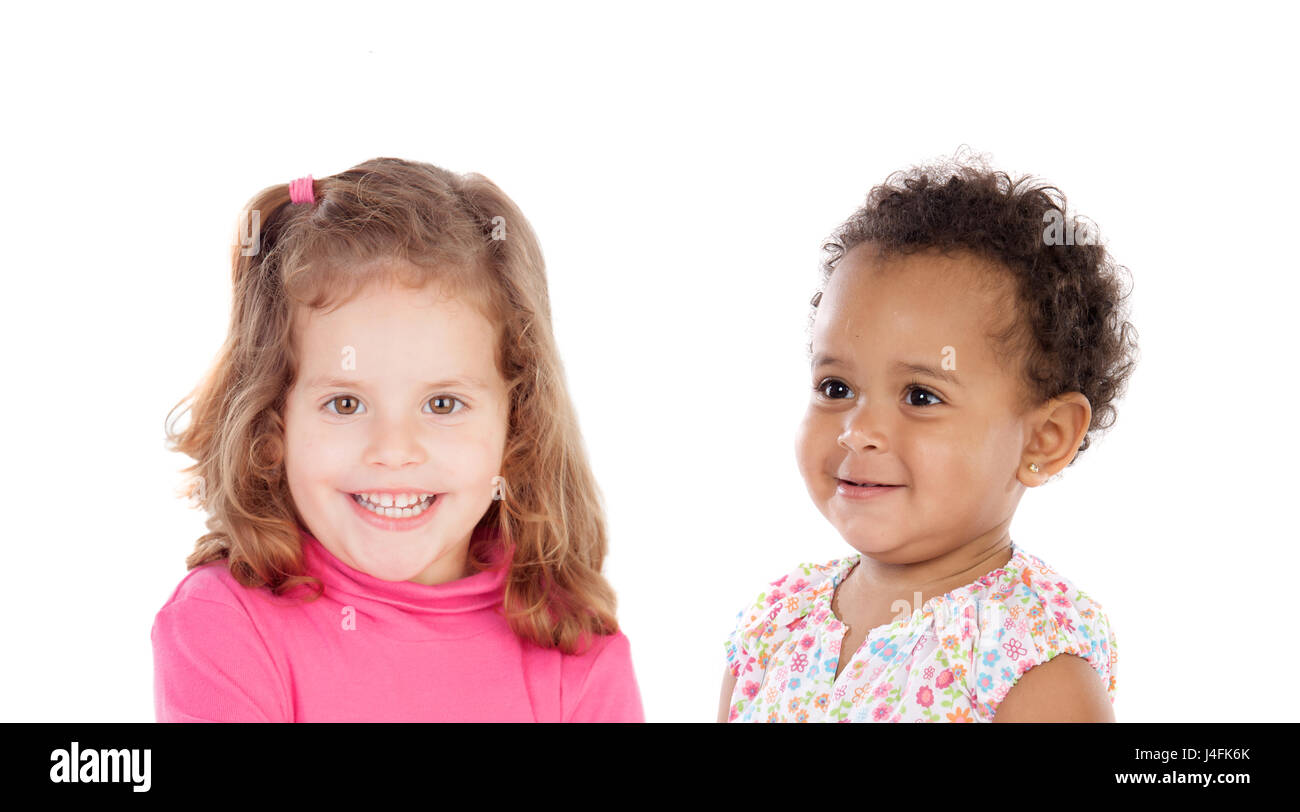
left=720, top=153, right=1138, bottom=722
left=155, top=158, right=642, bottom=722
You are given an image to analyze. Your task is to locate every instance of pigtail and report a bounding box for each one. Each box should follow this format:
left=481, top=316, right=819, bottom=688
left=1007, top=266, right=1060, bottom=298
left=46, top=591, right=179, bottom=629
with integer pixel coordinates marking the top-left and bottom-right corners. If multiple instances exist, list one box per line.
left=164, top=179, right=323, bottom=599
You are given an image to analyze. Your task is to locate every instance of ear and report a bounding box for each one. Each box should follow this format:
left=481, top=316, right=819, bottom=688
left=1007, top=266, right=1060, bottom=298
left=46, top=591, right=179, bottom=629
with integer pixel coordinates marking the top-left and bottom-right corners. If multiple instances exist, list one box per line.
left=1018, top=392, right=1091, bottom=486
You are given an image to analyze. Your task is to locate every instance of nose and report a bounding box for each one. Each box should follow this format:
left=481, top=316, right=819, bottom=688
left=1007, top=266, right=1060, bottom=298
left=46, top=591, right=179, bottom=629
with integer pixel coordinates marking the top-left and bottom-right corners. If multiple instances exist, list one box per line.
left=363, top=412, right=427, bottom=468
left=837, top=402, right=888, bottom=454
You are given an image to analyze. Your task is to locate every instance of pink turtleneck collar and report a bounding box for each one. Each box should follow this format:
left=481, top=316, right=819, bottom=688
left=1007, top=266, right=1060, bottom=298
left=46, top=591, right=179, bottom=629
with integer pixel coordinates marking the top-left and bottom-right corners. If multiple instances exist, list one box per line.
left=294, top=525, right=511, bottom=641
left=154, top=523, right=645, bottom=720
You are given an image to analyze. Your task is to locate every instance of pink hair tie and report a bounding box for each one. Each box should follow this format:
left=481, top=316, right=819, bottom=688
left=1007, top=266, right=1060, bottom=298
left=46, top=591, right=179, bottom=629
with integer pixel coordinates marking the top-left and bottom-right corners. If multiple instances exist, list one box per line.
left=289, top=175, right=315, bottom=205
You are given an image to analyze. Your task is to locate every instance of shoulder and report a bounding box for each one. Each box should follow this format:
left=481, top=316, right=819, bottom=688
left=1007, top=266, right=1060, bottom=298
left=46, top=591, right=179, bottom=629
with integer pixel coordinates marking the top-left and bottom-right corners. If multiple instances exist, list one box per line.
left=724, top=555, right=855, bottom=675
left=970, top=548, right=1118, bottom=721
left=732, top=556, right=855, bottom=625
left=154, top=561, right=252, bottom=624
left=567, top=628, right=634, bottom=665
left=151, top=561, right=292, bottom=722
left=561, top=630, right=638, bottom=687
left=151, top=561, right=285, bottom=656
left=159, top=559, right=246, bottom=607
left=557, top=630, right=644, bottom=722
left=990, top=652, right=1115, bottom=722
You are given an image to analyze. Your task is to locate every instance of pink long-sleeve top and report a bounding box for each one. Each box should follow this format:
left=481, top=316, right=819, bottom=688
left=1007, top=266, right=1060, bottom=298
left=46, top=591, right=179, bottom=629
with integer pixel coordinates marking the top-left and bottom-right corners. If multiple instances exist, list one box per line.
left=151, top=527, right=644, bottom=722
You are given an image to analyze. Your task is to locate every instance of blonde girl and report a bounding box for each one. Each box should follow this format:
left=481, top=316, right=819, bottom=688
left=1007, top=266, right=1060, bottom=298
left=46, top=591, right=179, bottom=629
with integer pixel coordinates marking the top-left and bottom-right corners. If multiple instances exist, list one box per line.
left=155, top=158, right=642, bottom=722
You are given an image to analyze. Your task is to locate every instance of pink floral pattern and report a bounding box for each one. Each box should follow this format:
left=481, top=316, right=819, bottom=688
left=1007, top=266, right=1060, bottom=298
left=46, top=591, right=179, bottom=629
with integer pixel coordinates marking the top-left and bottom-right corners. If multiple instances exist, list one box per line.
left=724, top=546, right=1116, bottom=722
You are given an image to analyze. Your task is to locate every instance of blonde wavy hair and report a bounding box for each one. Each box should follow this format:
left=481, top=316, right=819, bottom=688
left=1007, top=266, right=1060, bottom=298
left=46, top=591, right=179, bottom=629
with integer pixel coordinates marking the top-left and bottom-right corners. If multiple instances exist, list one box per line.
left=165, top=157, right=618, bottom=653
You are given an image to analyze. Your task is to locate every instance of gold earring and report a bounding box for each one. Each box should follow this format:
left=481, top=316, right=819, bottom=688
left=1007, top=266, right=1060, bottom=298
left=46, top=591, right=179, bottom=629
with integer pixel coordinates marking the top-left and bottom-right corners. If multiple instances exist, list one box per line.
left=1028, top=463, right=1040, bottom=473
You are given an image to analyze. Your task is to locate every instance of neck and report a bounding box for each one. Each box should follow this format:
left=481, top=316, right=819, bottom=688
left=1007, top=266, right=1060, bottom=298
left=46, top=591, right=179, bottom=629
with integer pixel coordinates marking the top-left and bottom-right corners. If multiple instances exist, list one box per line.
left=846, top=521, right=1016, bottom=601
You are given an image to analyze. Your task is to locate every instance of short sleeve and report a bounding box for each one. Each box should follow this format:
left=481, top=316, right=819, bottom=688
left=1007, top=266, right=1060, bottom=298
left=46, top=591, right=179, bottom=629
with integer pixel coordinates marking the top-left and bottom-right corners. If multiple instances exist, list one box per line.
left=152, top=593, right=291, bottom=722
left=562, top=632, right=645, bottom=722
left=724, top=588, right=773, bottom=681
left=972, top=576, right=1116, bottom=721
left=724, top=603, right=750, bottom=679
left=723, top=559, right=847, bottom=681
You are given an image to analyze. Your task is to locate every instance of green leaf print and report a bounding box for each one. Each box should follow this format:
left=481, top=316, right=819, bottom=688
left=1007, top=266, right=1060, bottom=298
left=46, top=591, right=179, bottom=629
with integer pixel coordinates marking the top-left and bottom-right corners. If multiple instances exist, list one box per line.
left=829, top=698, right=853, bottom=721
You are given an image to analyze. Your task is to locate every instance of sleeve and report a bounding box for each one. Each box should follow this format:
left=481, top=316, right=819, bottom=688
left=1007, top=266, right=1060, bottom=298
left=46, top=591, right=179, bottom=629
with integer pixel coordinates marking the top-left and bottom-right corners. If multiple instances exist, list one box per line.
left=971, top=578, right=1117, bottom=721
left=724, top=603, right=751, bottom=679
left=722, top=561, right=832, bottom=680
left=151, top=595, right=291, bottom=722
left=562, top=631, right=645, bottom=723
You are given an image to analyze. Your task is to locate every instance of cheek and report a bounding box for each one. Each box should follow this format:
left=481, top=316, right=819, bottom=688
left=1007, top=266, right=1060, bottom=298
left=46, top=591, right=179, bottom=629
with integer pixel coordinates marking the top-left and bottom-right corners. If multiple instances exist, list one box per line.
left=440, top=419, right=508, bottom=478
left=285, top=415, right=352, bottom=477
left=281, top=403, right=317, bottom=482
left=901, top=423, right=978, bottom=483
left=795, top=411, right=832, bottom=482
left=906, top=419, right=1014, bottom=488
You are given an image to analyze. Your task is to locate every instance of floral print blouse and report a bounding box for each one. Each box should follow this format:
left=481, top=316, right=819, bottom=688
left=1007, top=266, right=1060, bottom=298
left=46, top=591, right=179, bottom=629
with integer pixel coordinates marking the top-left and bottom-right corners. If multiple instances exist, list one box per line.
left=724, top=545, right=1116, bottom=722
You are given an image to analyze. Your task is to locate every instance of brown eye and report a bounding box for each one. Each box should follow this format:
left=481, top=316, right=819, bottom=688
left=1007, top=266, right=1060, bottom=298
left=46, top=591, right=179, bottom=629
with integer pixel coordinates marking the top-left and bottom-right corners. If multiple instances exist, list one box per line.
left=816, top=379, right=854, bottom=399
left=427, top=396, right=464, bottom=415
left=904, top=386, right=943, bottom=407
left=326, top=396, right=363, bottom=416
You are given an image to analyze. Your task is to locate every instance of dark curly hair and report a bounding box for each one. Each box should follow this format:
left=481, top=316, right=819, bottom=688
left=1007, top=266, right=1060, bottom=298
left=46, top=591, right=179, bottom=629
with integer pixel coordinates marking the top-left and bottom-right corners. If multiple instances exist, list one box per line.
left=814, top=151, right=1139, bottom=463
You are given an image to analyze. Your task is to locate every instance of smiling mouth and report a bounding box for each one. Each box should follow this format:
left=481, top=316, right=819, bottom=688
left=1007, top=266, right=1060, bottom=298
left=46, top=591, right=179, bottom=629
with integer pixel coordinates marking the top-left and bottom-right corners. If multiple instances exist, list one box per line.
left=838, top=479, right=900, bottom=488
left=350, top=493, right=437, bottom=518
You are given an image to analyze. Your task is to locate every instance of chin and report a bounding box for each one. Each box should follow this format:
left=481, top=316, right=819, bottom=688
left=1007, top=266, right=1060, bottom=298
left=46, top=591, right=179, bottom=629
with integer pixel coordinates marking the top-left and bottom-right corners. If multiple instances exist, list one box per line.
left=829, top=518, right=901, bottom=556
left=840, top=534, right=900, bottom=558
left=340, top=535, right=438, bottom=582
left=356, top=555, right=423, bottom=582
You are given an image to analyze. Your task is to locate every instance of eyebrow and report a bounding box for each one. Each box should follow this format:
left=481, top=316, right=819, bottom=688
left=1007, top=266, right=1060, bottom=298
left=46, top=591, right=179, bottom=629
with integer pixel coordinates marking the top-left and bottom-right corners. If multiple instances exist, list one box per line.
left=304, top=375, right=493, bottom=392
left=811, top=355, right=962, bottom=386
left=892, top=361, right=962, bottom=386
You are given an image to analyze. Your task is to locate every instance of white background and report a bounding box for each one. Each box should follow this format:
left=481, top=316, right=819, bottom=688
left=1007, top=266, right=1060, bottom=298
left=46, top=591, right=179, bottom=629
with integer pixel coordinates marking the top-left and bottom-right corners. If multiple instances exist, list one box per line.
left=3, top=1, right=1296, bottom=722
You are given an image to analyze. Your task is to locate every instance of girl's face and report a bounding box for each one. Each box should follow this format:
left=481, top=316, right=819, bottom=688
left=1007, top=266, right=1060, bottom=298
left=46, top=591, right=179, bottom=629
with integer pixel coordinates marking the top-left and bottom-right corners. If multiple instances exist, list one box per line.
left=284, top=274, right=509, bottom=585
left=796, top=244, right=1036, bottom=563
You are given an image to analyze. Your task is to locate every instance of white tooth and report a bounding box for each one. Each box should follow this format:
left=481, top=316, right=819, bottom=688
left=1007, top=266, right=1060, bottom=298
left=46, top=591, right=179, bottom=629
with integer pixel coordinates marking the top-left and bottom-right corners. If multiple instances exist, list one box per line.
left=354, top=493, right=432, bottom=518
left=378, top=494, right=392, bottom=507
left=395, top=494, right=411, bottom=508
